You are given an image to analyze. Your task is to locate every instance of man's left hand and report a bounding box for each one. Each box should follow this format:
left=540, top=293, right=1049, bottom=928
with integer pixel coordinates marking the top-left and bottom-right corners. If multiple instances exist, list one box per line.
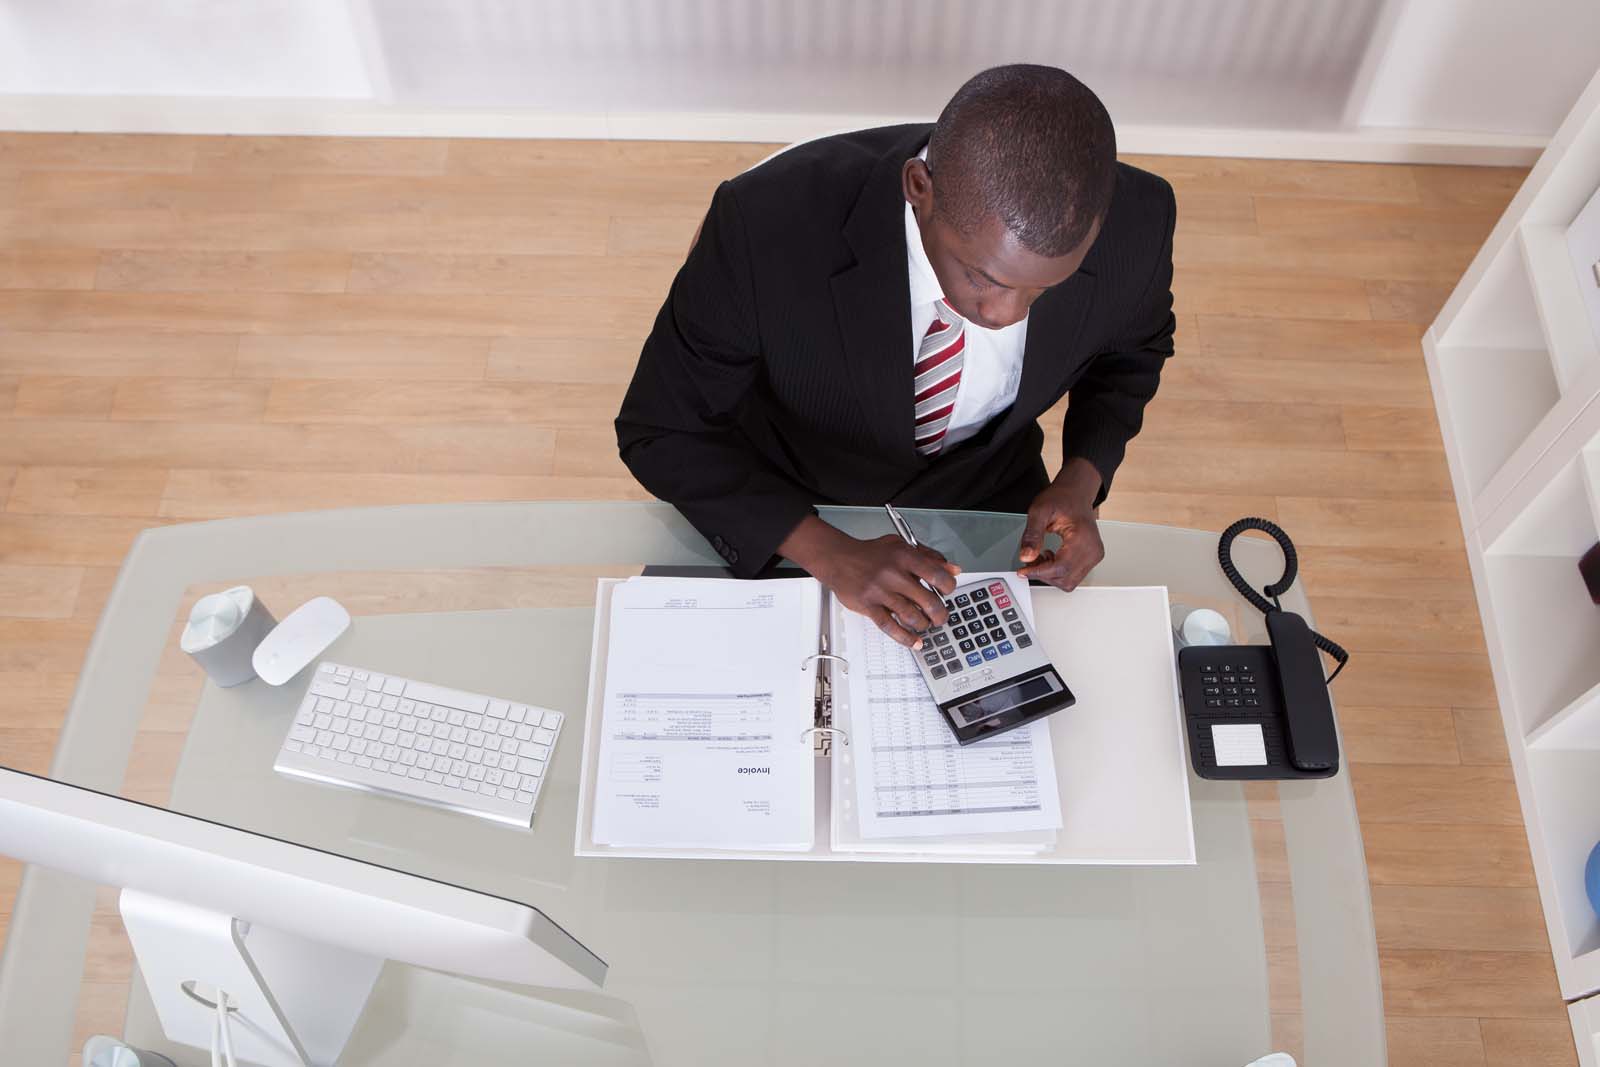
left=1016, top=458, right=1105, bottom=591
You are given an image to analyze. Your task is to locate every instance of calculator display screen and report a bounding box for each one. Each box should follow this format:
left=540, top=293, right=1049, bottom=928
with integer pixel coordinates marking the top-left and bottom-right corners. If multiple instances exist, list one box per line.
left=953, top=675, right=1055, bottom=726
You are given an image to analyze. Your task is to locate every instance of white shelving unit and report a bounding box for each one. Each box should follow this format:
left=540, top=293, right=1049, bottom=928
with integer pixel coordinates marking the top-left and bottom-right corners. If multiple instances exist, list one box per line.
left=1423, top=66, right=1600, bottom=1057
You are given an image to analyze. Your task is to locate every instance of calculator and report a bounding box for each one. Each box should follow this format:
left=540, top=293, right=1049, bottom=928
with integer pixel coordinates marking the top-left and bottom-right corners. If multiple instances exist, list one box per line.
left=911, top=578, right=1076, bottom=745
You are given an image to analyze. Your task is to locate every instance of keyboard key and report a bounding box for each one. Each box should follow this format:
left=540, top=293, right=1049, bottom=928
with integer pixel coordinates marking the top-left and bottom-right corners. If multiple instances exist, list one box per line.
left=988, top=629, right=1005, bottom=643
left=445, top=776, right=462, bottom=788
left=931, top=632, right=949, bottom=646
left=954, top=594, right=970, bottom=606
left=1016, top=634, right=1032, bottom=648
left=383, top=677, right=404, bottom=696
left=971, top=588, right=988, bottom=601
left=951, top=625, right=968, bottom=638
left=381, top=695, right=400, bottom=711
left=966, top=652, right=983, bottom=666
left=961, top=607, right=978, bottom=621
left=487, top=700, right=509, bottom=719
left=310, top=680, right=348, bottom=700
left=1001, top=608, right=1018, bottom=621
left=987, top=582, right=1006, bottom=596
left=994, top=595, right=1012, bottom=609
left=533, top=727, right=556, bottom=745
left=940, top=647, right=957, bottom=660
left=981, top=647, right=999, bottom=661
left=947, top=659, right=963, bottom=673
left=923, top=652, right=940, bottom=666
left=930, top=665, right=947, bottom=679
left=517, top=791, right=535, bottom=805
left=959, top=639, right=975, bottom=652
left=403, top=679, right=487, bottom=715
left=974, top=633, right=990, bottom=647
left=997, top=641, right=1014, bottom=655
left=509, top=705, right=527, bottom=724
left=515, top=723, right=533, bottom=741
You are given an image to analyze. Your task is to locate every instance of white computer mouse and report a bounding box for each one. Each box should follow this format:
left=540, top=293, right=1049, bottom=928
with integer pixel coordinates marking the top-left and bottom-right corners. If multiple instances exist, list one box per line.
left=251, top=597, right=351, bottom=686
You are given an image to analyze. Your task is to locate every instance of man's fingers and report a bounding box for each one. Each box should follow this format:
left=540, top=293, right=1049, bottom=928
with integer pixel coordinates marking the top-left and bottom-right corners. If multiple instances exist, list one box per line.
left=1016, top=505, right=1054, bottom=564
left=884, top=590, right=935, bottom=636
left=869, top=606, right=921, bottom=649
left=908, top=554, right=959, bottom=598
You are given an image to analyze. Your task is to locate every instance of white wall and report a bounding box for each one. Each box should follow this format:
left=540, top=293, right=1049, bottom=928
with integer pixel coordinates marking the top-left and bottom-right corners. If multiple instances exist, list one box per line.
left=0, top=0, right=1593, bottom=162
left=1357, top=0, right=1600, bottom=135
left=0, top=1, right=373, bottom=99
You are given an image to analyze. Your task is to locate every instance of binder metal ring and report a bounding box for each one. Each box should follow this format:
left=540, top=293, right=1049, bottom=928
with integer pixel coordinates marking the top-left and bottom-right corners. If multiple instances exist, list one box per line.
left=800, top=652, right=848, bottom=673
left=801, top=726, right=849, bottom=747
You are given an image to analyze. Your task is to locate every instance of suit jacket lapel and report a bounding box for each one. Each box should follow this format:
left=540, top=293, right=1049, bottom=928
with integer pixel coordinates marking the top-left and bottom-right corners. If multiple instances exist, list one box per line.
left=829, top=127, right=929, bottom=465
left=993, top=270, right=1097, bottom=443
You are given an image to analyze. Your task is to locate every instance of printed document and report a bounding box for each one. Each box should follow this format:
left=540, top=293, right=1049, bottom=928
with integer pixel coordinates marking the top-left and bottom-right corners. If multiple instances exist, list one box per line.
left=840, top=573, right=1063, bottom=839
left=591, top=576, right=819, bottom=850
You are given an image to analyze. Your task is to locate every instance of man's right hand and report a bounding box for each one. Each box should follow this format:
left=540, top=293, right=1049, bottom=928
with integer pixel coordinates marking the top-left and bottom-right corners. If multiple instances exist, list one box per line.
left=777, top=516, right=960, bottom=649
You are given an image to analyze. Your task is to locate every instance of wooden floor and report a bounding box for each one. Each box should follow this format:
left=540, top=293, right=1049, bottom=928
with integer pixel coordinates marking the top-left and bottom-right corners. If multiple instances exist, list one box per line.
left=0, top=132, right=1571, bottom=1064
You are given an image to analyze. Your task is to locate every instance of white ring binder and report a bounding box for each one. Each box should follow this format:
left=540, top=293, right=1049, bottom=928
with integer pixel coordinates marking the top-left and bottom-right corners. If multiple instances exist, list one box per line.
left=801, top=653, right=848, bottom=673
left=800, top=726, right=849, bottom=747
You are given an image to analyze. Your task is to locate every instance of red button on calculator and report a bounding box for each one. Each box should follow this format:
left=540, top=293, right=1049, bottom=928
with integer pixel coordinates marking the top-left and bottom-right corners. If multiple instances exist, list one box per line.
left=995, top=595, right=1012, bottom=609
left=988, top=582, right=1006, bottom=597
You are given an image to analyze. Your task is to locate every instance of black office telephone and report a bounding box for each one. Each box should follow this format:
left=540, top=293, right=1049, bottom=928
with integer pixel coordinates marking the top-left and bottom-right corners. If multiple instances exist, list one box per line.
left=1178, top=518, right=1350, bottom=780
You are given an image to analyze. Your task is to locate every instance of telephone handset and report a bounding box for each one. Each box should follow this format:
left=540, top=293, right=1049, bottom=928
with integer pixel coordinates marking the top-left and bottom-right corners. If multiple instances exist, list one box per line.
left=1178, top=518, right=1349, bottom=780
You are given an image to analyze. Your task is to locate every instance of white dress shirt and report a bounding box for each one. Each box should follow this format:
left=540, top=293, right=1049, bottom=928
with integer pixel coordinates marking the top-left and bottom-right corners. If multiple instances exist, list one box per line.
left=904, top=149, right=1028, bottom=448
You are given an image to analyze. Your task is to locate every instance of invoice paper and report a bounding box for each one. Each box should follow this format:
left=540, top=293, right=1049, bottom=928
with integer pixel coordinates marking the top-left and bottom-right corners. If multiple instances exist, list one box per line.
left=591, top=576, right=819, bottom=850
left=841, top=573, right=1063, bottom=839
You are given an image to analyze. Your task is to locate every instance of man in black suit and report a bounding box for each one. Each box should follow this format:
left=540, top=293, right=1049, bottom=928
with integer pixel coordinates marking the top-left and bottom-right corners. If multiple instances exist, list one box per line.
left=617, top=65, right=1175, bottom=648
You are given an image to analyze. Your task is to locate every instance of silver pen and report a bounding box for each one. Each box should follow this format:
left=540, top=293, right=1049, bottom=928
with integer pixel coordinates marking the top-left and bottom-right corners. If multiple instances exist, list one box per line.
left=883, top=503, right=938, bottom=594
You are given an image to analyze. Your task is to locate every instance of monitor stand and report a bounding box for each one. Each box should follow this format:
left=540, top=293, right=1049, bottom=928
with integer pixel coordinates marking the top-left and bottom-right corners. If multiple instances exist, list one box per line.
left=120, top=889, right=383, bottom=1067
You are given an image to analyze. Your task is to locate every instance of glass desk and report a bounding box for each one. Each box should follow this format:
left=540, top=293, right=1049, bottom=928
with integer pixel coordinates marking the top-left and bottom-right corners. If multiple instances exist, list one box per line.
left=0, top=502, right=1383, bottom=1065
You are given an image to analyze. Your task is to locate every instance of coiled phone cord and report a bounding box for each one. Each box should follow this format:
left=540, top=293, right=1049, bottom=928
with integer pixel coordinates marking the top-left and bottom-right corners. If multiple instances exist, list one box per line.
left=1217, top=517, right=1350, bottom=684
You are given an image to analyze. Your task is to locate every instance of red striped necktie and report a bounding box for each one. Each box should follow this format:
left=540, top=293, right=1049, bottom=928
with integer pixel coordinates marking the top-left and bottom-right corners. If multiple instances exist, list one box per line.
left=913, top=298, right=965, bottom=456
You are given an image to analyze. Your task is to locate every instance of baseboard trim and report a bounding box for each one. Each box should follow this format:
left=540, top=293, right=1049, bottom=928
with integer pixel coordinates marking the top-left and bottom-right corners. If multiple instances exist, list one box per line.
left=0, top=96, right=1549, bottom=166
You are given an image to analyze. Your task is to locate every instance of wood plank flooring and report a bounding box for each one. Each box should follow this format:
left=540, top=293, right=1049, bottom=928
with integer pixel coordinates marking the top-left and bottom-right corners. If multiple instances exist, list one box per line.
left=0, top=132, right=1549, bottom=1064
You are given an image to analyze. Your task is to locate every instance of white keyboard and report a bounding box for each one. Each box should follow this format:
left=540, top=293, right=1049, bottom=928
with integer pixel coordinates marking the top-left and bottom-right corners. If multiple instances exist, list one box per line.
left=273, top=661, right=564, bottom=828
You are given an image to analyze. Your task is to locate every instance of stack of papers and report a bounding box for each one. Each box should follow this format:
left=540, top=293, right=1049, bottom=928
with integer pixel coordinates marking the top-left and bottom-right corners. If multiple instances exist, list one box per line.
left=831, top=573, right=1063, bottom=855
left=589, top=576, right=820, bottom=851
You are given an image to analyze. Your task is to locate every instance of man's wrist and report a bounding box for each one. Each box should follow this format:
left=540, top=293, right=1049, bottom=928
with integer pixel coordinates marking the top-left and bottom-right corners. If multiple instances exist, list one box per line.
left=1054, top=456, right=1104, bottom=510
left=777, top=514, right=849, bottom=578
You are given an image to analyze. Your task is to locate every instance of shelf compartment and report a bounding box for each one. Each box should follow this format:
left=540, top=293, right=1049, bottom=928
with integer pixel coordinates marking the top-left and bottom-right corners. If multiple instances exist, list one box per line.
left=1526, top=749, right=1600, bottom=975
left=1482, top=468, right=1600, bottom=734
left=1431, top=342, right=1561, bottom=507
left=1522, top=223, right=1600, bottom=394
left=1529, top=680, right=1600, bottom=750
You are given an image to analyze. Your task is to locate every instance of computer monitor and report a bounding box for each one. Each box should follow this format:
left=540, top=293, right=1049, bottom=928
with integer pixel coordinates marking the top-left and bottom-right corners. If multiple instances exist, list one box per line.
left=0, top=767, right=605, bottom=1066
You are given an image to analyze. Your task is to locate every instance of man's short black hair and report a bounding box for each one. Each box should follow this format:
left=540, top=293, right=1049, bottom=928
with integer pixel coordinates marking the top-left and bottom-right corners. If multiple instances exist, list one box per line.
left=927, top=64, right=1116, bottom=258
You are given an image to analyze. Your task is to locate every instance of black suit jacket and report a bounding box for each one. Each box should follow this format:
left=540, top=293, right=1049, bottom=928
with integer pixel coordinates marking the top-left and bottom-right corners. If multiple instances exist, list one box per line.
left=616, top=124, right=1176, bottom=578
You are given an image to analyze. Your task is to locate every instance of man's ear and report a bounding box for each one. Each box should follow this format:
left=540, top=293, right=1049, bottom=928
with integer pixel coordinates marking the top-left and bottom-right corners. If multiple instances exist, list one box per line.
left=902, top=157, right=934, bottom=217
